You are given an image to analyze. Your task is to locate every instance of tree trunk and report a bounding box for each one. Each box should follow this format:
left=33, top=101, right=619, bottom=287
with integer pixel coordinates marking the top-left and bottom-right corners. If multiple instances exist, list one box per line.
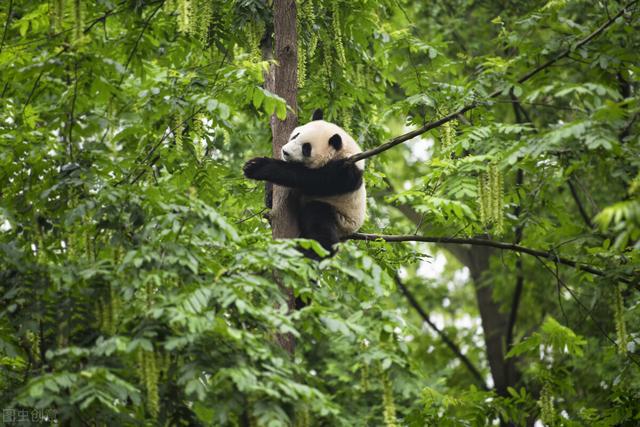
left=265, top=0, right=298, bottom=354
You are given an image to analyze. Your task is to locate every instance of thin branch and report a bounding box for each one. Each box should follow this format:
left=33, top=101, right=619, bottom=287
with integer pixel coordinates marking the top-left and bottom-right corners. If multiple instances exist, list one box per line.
left=3, top=0, right=134, bottom=50
left=506, top=99, right=526, bottom=354
left=349, top=233, right=637, bottom=287
left=533, top=255, right=640, bottom=368
left=0, top=0, right=13, bottom=55
left=567, top=177, right=593, bottom=228
left=119, top=2, right=164, bottom=85
left=394, top=274, right=488, bottom=390
left=22, top=70, right=44, bottom=111
left=347, top=0, right=638, bottom=163
left=120, top=49, right=230, bottom=186
left=491, top=99, right=586, bottom=113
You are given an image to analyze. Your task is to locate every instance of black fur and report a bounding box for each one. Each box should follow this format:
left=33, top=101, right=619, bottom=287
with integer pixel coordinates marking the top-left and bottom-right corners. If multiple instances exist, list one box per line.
left=311, top=109, right=323, bottom=121
left=329, top=134, right=342, bottom=151
left=298, top=201, right=340, bottom=256
left=243, top=157, right=363, bottom=197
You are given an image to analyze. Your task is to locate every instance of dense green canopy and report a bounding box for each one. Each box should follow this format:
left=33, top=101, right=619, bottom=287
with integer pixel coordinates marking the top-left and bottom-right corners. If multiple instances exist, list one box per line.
left=0, top=0, right=639, bottom=425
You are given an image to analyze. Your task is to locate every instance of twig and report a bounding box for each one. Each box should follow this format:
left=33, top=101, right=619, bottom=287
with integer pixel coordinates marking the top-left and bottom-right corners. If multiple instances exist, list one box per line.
left=0, top=0, right=13, bottom=55
left=346, top=0, right=638, bottom=163
left=349, top=233, right=637, bottom=286
left=3, top=0, right=135, bottom=50
left=22, top=70, right=44, bottom=111
left=121, top=49, right=230, bottom=186
left=119, top=2, right=164, bottom=85
left=567, top=177, right=593, bottom=228
left=533, top=255, right=640, bottom=368
left=491, top=99, right=586, bottom=113
left=506, top=100, right=527, bottom=356
left=394, top=274, right=488, bottom=390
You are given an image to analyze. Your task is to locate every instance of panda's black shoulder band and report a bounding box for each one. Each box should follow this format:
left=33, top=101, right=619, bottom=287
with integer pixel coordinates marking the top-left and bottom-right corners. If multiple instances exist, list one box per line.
left=299, top=160, right=363, bottom=196
left=244, top=157, right=362, bottom=196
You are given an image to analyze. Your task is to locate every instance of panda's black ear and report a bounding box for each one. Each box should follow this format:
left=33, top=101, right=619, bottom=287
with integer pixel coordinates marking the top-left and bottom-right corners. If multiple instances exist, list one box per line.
left=329, top=134, right=342, bottom=150
left=311, top=109, right=324, bottom=121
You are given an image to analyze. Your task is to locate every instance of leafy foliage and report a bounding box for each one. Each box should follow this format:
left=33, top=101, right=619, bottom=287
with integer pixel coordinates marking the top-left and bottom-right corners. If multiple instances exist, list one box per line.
left=0, top=0, right=639, bottom=426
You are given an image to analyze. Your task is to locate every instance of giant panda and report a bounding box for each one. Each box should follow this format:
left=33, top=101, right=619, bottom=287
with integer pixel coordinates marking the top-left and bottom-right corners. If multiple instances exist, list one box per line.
left=243, top=109, right=366, bottom=257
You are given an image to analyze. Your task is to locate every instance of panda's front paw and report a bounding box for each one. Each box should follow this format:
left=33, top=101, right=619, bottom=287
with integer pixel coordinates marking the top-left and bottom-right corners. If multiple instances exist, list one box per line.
left=243, top=157, right=272, bottom=180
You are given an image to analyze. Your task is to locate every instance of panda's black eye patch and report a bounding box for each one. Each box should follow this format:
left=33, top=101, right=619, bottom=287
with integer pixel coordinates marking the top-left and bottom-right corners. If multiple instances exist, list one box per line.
left=290, top=132, right=300, bottom=140
left=302, top=143, right=312, bottom=157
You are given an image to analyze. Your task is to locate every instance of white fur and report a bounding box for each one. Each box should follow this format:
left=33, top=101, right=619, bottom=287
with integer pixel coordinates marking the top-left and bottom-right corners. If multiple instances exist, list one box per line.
left=282, top=120, right=366, bottom=236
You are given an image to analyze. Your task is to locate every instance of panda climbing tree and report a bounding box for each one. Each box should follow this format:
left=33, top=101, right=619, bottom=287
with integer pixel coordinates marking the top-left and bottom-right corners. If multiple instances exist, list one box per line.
left=244, top=108, right=366, bottom=259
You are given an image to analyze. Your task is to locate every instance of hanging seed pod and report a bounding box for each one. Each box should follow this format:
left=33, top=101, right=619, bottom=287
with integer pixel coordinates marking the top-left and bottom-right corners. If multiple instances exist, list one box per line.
left=73, top=0, right=83, bottom=40
left=51, top=0, right=65, bottom=33
left=381, top=369, right=398, bottom=427
left=193, top=0, right=213, bottom=43
left=331, top=0, right=347, bottom=66
left=298, top=38, right=307, bottom=88
left=614, top=284, right=628, bottom=355
left=538, top=380, right=554, bottom=425
left=177, top=0, right=190, bottom=34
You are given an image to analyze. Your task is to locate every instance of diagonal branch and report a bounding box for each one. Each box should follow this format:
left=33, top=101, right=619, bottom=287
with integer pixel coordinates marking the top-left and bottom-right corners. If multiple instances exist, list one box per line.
left=0, top=0, right=13, bottom=55
left=347, top=0, right=638, bottom=163
left=533, top=255, right=640, bottom=368
left=349, top=233, right=637, bottom=287
left=567, top=177, right=594, bottom=228
left=119, top=1, right=164, bottom=85
left=506, top=99, right=526, bottom=355
left=393, top=274, right=488, bottom=390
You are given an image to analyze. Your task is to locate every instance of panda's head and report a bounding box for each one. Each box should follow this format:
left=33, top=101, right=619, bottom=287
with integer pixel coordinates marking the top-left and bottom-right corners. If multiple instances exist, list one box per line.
left=281, top=109, right=364, bottom=170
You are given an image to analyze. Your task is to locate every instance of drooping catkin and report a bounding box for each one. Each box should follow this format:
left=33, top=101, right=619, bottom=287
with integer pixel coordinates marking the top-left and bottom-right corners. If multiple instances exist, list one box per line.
left=491, top=163, right=504, bottom=234
left=478, top=173, right=487, bottom=225
left=51, top=0, right=65, bottom=33
left=192, top=0, right=213, bottom=43
left=478, top=163, right=504, bottom=234
left=297, top=37, right=307, bottom=88
left=439, top=112, right=457, bottom=152
left=381, top=369, right=398, bottom=427
left=613, top=284, right=628, bottom=355
left=173, top=114, right=184, bottom=148
left=331, top=0, right=347, bottom=66
left=303, top=0, right=318, bottom=58
left=138, top=349, right=160, bottom=419
left=360, top=363, right=369, bottom=391
left=294, top=405, right=310, bottom=427
left=73, top=0, right=83, bottom=40
left=26, top=331, right=41, bottom=364
left=321, top=33, right=333, bottom=87
left=246, top=21, right=264, bottom=62
left=538, top=380, right=554, bottom=425
left=177, top=0, right=190, bottom=34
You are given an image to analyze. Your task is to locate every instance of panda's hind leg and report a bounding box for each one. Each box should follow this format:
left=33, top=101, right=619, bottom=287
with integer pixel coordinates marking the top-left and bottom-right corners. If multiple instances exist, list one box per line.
left=298, top=201, right=340, bottom=259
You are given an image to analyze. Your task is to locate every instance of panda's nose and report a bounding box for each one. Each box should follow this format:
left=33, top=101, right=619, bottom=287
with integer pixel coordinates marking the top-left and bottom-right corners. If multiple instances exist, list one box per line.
left=282, top=149, right=291, bottom=158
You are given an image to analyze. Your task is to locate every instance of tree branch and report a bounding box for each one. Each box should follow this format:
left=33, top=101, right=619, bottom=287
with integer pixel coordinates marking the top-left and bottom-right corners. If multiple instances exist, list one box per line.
left=393, top=274, right=488, bottom=390
left=349, top=233, right=637, bottom=286
left=567, top=177, right=594, bottom=228
left=119, top=1, right=164, bottom=85
left=506, top=100, right=526, bottom=356
left=347, top=0, right=638, bottom=163
left=0, top=0, right=13, bottom=55
left=533, top=255, right=640, bottom=369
